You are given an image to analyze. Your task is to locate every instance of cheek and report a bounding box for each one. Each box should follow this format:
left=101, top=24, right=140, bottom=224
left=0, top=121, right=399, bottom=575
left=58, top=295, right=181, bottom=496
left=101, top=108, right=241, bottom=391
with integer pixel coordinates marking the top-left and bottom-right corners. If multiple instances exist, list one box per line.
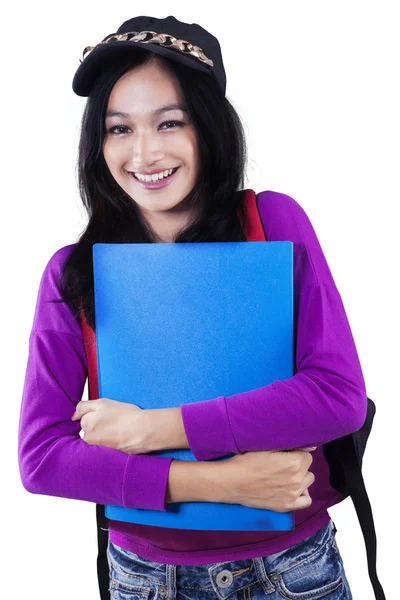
left=103, top=140, right=127, bottom=171
left=182, top=137, right=199, bottom=169
left=190, top=136, right=200, bottom=167
left=177, top=127, right=198, bottom=162
left=102, top=140, right=113, bottom=166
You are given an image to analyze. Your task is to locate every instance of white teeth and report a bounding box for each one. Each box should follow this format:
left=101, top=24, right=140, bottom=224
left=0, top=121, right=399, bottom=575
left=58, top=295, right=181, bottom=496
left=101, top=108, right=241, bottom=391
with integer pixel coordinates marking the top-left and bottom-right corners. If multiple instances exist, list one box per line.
left=133, top=168, right=175, bottom=182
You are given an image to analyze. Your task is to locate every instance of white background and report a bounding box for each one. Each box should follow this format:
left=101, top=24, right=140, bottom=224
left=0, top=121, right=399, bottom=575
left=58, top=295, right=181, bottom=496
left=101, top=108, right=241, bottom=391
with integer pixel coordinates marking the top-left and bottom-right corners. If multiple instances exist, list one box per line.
left=3, top=1, right=398, bottom=598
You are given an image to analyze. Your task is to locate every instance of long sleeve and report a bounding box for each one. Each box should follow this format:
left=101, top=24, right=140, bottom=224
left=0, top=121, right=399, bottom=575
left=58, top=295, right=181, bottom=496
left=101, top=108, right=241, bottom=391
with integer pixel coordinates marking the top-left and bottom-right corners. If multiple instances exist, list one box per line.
left=181, top=191, right=367, bottom=461
left=18, top=245, right=173, bottom=511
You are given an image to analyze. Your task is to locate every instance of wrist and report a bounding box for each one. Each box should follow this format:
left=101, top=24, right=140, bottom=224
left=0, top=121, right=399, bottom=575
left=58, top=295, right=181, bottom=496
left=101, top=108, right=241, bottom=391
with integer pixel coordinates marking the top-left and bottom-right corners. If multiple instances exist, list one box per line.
left=202, top=460, right=228, bottom=503
left=150, top=407, right=190, bottom=452
left=165, top=459, right=226, bottom=504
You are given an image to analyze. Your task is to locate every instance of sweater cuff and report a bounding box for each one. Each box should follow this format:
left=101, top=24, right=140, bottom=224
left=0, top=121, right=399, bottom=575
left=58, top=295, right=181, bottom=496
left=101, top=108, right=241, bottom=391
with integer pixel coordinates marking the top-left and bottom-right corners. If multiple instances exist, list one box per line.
left=180, top=396, right=240, bottom=461
left=122, top=454, right=174, bottom=511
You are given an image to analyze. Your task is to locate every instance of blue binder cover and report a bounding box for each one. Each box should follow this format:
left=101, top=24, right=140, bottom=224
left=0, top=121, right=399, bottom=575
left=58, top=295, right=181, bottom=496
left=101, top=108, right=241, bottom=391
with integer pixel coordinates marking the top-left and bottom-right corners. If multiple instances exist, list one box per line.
left=93, top=241, right=294, bottom=530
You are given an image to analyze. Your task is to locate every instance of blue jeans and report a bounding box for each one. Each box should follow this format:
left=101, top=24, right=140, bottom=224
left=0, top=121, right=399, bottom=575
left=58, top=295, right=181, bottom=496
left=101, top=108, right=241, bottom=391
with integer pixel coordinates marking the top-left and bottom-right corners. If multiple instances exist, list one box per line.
left=106, top=519, right=353, bottom=599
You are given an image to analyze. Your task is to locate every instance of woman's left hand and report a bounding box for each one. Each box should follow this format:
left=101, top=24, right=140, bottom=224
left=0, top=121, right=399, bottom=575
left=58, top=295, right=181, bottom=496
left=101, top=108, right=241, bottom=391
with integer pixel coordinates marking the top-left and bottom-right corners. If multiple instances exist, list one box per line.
left=71, top=398, right=152, bottom=454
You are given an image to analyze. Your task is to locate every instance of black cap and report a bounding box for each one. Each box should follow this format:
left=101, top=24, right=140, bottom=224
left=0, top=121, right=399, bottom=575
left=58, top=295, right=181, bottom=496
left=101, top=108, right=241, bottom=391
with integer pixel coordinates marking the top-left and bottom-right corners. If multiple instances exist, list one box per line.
left=72, top=15, right=227, bottom=97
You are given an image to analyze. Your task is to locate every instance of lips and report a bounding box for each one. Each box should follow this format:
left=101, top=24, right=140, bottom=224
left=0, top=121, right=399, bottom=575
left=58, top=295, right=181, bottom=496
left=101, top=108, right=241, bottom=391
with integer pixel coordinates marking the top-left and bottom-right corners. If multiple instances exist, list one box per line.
left=131, top=167, right=179, bottom=180
left=129, top=166, right=180, bottom=190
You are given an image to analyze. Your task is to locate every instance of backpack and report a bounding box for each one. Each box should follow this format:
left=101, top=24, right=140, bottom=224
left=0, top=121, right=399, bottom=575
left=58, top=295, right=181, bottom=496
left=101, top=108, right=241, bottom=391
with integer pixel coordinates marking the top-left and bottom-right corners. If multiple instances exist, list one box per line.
left=79, top=189, right=385, bottom=600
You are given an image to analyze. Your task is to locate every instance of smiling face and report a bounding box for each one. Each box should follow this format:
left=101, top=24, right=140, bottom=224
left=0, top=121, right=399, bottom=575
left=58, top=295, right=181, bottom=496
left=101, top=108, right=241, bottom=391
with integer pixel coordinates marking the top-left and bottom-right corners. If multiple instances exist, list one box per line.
left=102, top=58, right=201, bottom=242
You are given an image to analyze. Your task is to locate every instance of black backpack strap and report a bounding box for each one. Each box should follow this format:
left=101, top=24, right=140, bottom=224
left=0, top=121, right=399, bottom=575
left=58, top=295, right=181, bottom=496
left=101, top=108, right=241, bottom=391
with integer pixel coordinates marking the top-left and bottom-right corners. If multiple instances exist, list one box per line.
left=96, top=503, right=110, bottom=600
left=343, top=437, right=386, bottom=599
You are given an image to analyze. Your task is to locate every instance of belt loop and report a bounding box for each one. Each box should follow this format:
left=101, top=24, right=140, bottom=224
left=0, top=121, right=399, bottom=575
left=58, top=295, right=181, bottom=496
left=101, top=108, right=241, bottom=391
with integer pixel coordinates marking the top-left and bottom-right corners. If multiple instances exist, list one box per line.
left=166, top=563, right=177, bottom=600
left=252, top=557, right=276, bottom=593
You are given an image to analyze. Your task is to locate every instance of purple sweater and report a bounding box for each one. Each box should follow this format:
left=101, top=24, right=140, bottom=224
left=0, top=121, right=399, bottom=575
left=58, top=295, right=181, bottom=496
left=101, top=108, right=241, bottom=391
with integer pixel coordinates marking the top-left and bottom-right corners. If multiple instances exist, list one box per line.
left=18, top=190, right=367, bottom=565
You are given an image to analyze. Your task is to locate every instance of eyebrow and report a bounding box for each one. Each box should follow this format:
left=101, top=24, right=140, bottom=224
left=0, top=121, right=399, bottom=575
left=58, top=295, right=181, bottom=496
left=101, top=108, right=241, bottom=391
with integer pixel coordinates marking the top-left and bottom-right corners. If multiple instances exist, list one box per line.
left=105, top=103, right=188, bottom=119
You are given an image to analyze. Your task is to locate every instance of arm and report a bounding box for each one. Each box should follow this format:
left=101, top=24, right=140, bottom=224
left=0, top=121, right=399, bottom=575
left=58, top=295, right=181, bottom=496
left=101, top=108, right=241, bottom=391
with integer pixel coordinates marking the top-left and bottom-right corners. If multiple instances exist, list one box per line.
left=142, top=407, right=190, bottom=453
left=177, top=192, right=367, bottom=461
left=165, top=459, right=223, bottom=503
left=18, top=248, right=173, bottom=512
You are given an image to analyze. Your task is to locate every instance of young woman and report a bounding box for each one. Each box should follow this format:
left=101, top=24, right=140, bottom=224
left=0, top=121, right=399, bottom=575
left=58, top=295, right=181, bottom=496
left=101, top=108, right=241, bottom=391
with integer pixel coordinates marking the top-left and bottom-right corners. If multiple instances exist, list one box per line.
left=18, top=15, right=365, bottom=599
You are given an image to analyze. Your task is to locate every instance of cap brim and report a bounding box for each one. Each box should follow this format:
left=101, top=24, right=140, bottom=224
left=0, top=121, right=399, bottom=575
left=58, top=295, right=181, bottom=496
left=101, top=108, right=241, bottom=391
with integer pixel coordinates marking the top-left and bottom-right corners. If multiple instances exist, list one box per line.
left=72, top=41, right=212, bottom=97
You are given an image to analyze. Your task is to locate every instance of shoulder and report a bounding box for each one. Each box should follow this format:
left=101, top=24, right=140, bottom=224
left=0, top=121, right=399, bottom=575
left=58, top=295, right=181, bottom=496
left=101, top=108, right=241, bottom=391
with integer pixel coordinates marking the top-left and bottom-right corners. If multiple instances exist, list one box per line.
left=45, top=243, right=78, bottom=271
left=255, top=190, right=313, bottom=243
left=31, top=243, right=82, bottom=338
left=39, top=243, right=78, bottom=288
left=255, top=190, right=335, bottom=287
left=37, top=243, right=78, bottom=296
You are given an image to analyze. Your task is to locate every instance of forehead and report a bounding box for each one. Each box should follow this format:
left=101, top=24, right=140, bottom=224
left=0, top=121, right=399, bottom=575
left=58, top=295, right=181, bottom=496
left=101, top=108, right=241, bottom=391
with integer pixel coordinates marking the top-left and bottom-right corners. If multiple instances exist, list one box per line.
left=106, top=62, right=183, bottom=116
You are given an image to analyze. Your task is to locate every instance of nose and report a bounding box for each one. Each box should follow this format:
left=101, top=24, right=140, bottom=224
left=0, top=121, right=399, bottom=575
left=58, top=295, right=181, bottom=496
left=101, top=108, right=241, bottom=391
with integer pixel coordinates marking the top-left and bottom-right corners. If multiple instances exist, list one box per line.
left=130, top=129, right=164, bottom=167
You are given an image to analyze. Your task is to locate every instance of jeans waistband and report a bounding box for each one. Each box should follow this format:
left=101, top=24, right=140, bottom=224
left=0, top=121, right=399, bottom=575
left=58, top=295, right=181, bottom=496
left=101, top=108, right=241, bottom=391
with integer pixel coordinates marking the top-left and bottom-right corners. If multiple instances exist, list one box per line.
left=160, top=520, right=336, bottom=599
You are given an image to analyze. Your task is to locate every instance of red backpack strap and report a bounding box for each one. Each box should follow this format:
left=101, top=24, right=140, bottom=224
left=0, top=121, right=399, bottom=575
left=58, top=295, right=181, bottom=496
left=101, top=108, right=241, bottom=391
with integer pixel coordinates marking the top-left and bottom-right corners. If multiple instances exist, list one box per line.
left=78, top=305, right=99, bottom=400
left=238, top=189, right=267, bottom=241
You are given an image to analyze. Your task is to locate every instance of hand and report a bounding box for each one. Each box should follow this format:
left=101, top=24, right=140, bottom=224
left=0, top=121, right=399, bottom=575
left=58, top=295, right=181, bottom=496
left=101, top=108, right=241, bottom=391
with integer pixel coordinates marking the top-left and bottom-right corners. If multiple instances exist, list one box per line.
left=71, top=398, right=145, bottom=454
left=221, top=448, right=317, bottom=512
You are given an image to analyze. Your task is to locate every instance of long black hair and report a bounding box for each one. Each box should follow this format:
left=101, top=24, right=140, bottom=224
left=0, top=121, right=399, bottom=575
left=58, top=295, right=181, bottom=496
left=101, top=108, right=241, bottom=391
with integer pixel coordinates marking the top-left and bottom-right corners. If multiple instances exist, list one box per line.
left=55, top=49, right=250, bottom=331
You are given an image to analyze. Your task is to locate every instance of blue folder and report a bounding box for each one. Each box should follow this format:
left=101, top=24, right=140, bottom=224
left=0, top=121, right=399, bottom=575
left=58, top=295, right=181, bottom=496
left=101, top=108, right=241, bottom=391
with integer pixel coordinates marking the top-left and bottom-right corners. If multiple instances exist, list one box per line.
left=93, top=241, right=294, bottom=530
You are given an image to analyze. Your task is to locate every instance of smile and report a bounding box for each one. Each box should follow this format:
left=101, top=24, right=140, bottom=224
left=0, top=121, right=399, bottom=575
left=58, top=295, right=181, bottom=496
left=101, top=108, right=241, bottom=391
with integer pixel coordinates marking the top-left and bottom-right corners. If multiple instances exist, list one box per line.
left=129, top=167, right=180, bottom=190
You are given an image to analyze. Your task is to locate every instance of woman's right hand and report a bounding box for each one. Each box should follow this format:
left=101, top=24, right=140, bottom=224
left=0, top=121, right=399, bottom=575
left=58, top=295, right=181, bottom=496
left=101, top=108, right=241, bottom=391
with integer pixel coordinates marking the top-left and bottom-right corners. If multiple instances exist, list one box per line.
left=220, top=447, right=317, bottom=512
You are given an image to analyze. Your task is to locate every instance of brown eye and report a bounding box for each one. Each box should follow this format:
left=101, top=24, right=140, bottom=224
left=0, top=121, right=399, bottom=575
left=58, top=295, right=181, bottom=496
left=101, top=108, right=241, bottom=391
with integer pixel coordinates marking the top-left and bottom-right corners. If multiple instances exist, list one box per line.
left=159, top=120, right=183, bottom=130
left=108, top=124, right=130, bottom=135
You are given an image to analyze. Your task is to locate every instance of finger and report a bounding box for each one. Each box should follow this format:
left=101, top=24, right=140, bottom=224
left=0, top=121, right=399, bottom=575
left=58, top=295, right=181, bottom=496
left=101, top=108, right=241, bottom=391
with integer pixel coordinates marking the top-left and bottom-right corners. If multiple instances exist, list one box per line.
left=295, top=488, right=312, bottom=510
left=71, top=400, right=95, bottom=420
left=273, top=446, right=317, bottom=453
left=71, top=406, right=80, bottom=420
left=298, top=471, right=315, bottom=497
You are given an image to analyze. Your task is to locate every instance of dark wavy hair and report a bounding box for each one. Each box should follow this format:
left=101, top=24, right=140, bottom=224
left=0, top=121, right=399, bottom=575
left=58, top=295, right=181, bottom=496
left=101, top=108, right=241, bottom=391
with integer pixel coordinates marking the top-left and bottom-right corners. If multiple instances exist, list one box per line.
left=56, top=49, right=250, bottom=331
